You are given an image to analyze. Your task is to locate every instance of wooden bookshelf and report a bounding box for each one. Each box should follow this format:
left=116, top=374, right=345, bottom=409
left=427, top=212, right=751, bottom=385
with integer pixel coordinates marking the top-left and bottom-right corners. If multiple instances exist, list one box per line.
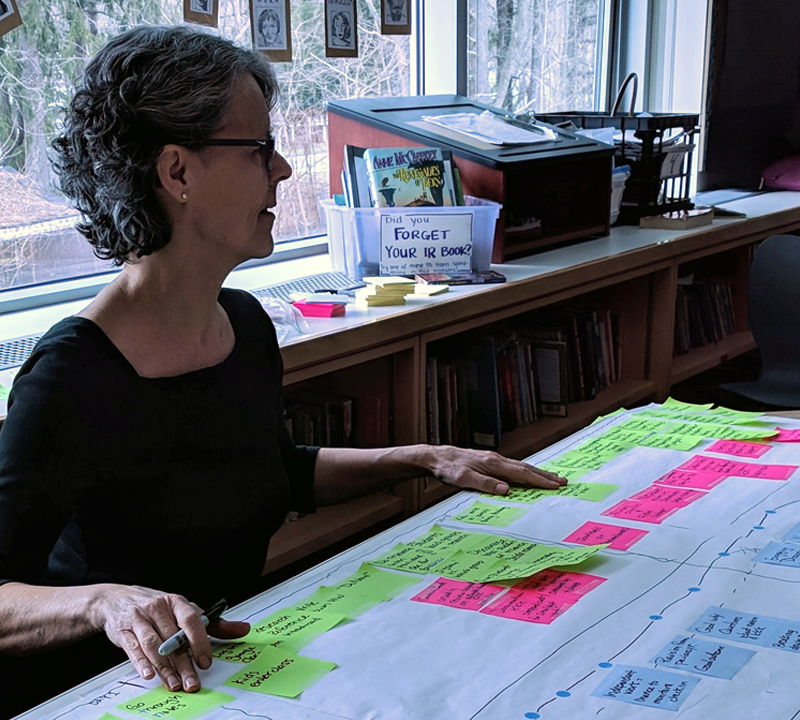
left=670, top=331, right=756, bottom=385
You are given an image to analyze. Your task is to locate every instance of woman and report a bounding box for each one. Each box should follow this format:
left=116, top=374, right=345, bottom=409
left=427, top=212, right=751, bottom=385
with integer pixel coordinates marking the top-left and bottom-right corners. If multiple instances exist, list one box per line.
left=330, top=11, right=352, bottom=47
left=0, top=26, right=563, bottom=718
left=257, top=8, right=281, bottom=49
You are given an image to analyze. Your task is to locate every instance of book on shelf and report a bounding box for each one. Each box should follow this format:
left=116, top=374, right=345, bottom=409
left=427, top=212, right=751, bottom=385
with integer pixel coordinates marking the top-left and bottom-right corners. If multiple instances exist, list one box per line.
left=529, top=340, right=568, bottom=417
left=284, top=389, right=355, bottom=447
left=639, top=207, right=713, bottom=230
left=362, top=146, right=458, bottom=208
left=674, top=278, right=735, bottom=356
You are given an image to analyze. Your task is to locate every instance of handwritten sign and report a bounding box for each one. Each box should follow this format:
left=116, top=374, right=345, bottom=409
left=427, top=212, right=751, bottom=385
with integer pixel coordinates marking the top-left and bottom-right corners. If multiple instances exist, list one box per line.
left=678, top=455, right=797, bottom=480
left=514, top=569, right=606, bottom=598
left=451, top=500, right=528, bottom=527
left=380, top=212, right=473, bottom=275
left=246, top=609, right=345, bottom=644
left=654, top=469, right=727, bottom=490
left=774, top=427, right=800, bottom=442
left=651, top=635, right=755, bottom=679
left=689, top=605, right=782, bottom=647
left=117, top=689, right=233, bottom=720
left=371, top=543, right=452, bottom=573
left=602, top=499, right=680, bottom=524
left=411, top=577, right=505, bottom=610
left=591, top=665, right=700, bottom=710
left=563, top=521, right=648, bottom=550
left=328, top=562, right=421, bottom=600
left=466, top=535, right=540, bottom=561
left=407, top=525, right=484, bottom=554
left=430, top=550, right=502, bottom=582
left=628, top=485, right=707, bottom=506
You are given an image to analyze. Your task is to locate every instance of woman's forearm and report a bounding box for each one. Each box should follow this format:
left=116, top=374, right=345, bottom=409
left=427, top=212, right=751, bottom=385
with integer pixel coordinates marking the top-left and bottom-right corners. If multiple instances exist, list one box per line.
left=0, top=582, right=105, bottom=654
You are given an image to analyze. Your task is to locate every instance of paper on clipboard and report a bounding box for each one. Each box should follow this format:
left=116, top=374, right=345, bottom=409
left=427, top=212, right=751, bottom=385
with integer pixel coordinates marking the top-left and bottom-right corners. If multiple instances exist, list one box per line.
left=422, top=110, right=557, bottom=145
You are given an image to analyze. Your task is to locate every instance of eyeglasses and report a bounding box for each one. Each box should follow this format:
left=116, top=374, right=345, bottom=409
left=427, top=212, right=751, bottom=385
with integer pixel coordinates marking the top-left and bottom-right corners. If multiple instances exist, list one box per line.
left=199, top=137, right=276, bottom=169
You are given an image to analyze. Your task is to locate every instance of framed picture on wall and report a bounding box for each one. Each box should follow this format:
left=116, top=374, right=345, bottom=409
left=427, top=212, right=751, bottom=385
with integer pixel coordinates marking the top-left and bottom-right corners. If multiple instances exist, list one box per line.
left=184, top=0, right=218, bottom=28
left=0, top=0, right=22, bottom=40
left=381, top=0, right=410, bottom=35
left=325, top=0, right=358, bottom=59
left=251, top=0, right=292, bottom=62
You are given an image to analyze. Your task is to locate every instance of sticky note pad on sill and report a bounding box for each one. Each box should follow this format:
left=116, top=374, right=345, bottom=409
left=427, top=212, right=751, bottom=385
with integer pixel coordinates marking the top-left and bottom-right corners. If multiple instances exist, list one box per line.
left=292, top=301, right=346, bottom=318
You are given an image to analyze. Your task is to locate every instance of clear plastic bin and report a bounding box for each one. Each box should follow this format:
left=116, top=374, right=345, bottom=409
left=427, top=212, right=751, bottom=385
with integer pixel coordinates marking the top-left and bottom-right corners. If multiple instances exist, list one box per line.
left=321, top=196, right=501, bottom=280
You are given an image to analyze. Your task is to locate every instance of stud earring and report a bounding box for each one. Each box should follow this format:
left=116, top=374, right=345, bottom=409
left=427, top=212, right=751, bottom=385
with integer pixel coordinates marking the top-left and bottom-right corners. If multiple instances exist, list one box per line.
left=181, top=192, right=188, bottom=201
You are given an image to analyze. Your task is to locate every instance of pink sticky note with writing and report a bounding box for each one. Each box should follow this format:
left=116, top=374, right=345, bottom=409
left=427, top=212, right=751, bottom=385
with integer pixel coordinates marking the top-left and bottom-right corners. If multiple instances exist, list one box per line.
left=654, top=469, right=727, bottom=490
left=479, top=589, right=576, bottom=624
left=563, top=521, right=648, bottom=551
left=707, top=439, right=771, bottom=458
left=629, top=485, right=707, bottom=506
left=774, top=428, right=800, bottom=442
left=514, top=570, right=606, bottom=598
left=411, top=577, right=505, bottom=611
left=601, top=499, right=680, bottom=524
left=730, top=462, right=797, bottom=480
left=678, top=455, right=742, bottom=475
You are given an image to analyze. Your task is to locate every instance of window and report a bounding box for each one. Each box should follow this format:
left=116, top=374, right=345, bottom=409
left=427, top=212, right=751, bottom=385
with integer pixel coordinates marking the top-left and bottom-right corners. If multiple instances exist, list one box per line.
left=466, top=0, right=610, bottom=115
left=0, top=0, right=412, bottom=297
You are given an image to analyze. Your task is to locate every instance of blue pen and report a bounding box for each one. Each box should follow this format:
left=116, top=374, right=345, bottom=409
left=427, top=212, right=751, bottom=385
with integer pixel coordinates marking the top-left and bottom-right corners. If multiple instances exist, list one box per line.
left=157, top=598, right=228, bottom=657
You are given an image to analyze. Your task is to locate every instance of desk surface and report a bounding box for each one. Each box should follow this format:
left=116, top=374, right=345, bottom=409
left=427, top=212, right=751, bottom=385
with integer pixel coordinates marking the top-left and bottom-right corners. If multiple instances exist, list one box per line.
left=16, top=402, right=800, bottom=719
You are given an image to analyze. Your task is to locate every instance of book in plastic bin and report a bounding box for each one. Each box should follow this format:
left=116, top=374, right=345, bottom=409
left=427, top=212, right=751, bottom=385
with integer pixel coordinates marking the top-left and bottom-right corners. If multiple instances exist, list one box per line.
left=362, top=146, right=458, bottom=207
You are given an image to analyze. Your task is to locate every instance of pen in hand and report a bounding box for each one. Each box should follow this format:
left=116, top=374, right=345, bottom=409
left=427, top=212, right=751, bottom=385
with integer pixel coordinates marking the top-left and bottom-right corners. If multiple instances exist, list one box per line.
left=158, top=598, right=228, bottom=657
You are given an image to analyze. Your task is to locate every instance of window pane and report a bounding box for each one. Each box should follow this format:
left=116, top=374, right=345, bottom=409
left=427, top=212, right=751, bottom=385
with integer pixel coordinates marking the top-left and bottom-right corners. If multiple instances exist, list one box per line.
left=467, top=0, right=603, bottom=114
left=0, top=0, right=411, bottom=294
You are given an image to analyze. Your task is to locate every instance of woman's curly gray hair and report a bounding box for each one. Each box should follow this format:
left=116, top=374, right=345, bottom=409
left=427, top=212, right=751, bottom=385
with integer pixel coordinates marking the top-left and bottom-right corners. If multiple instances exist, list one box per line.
left=51, top=25, right=278, bottom=265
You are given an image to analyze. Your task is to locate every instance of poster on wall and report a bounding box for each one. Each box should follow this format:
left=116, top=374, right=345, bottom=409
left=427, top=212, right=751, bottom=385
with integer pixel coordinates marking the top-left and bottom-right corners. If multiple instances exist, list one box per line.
left=325, top=0, right=358, bottom=58
left=381, top=0, right=410, bottom=35
left=0, top=0, right=22, bottom=40
left=184, top=0, right=218, bottom=28
left=250, top=0, right=292, bottom=62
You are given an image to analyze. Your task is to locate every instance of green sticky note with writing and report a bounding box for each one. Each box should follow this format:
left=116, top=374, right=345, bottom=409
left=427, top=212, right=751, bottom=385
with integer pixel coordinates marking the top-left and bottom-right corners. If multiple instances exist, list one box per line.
left=545, top=451, right=608, bottom=470
left=213, top=640, right=274, bottom=664
left=573, top=438, right=635, bottom=459
left=451, top=500, right=528, bottom=527
left=117, top=688, right=233, bottom=720
left=538, top=464, right=591, bottom=481
left=224, top=648, right=336, bottom=698
left=329, top=563, right=421, bottom=601
left=289, top=586, right=379, bottom=619
left=246, top=609, right=345, bottom=645
left=663, top=397, right=714, bottom=411
left=98, top=715, right=124, bottom=720
left=475, top=544, right=607, bottom=582
left=597, top=427, right=650, bottom=445
left=466, top=535, right=540, bottom=561
left=637, top=434, right=703, bottom=451
left=616, top=418, right=675, bottom=434
left=431, top=550, right=504, bottom=582
left=589, top=407, right=627, bottom=425
left=484, top=486, right=550, bottom=504
left=406, top=525, right=485, bottom=554
left=558, top=482, right=620, bottom=501
left=371, top=543, right=452, bottom=574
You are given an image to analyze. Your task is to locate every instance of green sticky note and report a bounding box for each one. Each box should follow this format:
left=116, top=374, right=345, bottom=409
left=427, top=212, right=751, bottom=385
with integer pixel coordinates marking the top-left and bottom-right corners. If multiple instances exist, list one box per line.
left=246, top=609, right=345, bottom=645
left=371, top=543, right=452, bottom=574
left=224, top=648, right=336, bottom=698
left=707, top=407, right=764, bottom=419
left=213, top=640, right=273, bottom=664
left=406, top=525, right=485, bottom=554
left=290, top=586, right=379, bottom=619
left=663, top=397, right=714, bottom=411
left=98, top=715, right=124, bottom=720
left=594, top=428, right=651, bottom=444
left=0, top=384, right=10, bottom=401
left=451, top=500, right=528, bottom=527
left=475, top=544, right=607, bottom=582
left=484, top=486, right=551, bottom=504
left=431, top=550, right=504, bottom=581
left=545, top=451, right=608, bottom=470
left=538, top=464, right=591, bottom=481
left=573, top=438, right=636, bottom=459
left=616, top=418, right=675, bottom=434
left=589, top=407, right=627, bottom=425
left=329, top=563, right=421, bottom=600
left=117, top=688, right=233, bottom=720
left=637, top=434, right=703, bottom=451
left=558, top=482, right=620, bottom=501
left=466, top=535, right=540, bottom=561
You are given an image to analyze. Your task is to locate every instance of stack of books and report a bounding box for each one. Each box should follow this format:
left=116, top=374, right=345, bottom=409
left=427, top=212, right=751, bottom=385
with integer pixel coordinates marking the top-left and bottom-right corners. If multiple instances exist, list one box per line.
left=341, top=144, right=465, bottom=208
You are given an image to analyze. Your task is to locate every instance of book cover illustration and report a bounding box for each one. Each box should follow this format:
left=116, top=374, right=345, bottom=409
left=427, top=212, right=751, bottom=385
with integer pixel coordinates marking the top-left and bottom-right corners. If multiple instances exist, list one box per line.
left=363, top=147, right=457, bottom=208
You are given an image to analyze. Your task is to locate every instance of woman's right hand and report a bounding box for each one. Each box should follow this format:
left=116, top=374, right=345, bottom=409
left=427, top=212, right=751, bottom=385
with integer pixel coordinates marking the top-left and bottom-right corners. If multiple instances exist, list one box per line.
left=93, top=584, right=250, bottom=692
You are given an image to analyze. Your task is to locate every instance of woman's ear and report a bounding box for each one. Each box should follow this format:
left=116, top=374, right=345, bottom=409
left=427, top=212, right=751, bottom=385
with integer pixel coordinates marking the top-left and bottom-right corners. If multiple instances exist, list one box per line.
left=155, top=145, right=191, bottom=204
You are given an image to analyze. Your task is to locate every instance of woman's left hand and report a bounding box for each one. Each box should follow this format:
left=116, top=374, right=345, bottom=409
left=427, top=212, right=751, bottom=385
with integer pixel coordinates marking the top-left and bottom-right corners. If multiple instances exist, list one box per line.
left=426, top=445, right=567, bottom=495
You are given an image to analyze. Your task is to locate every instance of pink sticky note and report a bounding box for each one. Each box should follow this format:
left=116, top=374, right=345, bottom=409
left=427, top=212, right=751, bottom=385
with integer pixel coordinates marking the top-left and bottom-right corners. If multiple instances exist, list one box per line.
left=601, top=499, right=681, bottom=524
left=678, top=455, right=797, bottom=480
left=707, top=439, right=771, bottom=458
left=629, top=485, right=707, bottom=507
left=563, top=521, right=648, bottom=551
left=654, top=469, right=727, bottom=490
left=411, top=577, right=505, bottom=611
left=774, top=428, right=800, bottom=442
left=479, top=589, right=576, bottom=624
left=514, top=569, right=606, bottom=597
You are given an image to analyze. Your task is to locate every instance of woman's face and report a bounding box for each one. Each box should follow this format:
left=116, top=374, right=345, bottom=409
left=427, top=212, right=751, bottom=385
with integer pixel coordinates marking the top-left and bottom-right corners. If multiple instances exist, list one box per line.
left=332, top=15, right=345, bottom=38
left=186, top=75, right=291, bottom=265
left=264, top=15, right=279, bottom=39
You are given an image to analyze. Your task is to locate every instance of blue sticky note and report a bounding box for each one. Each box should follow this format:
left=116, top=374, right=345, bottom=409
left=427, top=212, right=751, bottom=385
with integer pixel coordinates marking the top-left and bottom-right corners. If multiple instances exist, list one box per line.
left=689, top=606, right=782, bottom=647
left=782, top=521, right=800, bottom=545
left=650, top=635, right=755, bottom=679
left=592, top=665, right=700, bottom=711
left=754, top=540, right=800, bottom=567
left=765, top=623, right=800, bottom=653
